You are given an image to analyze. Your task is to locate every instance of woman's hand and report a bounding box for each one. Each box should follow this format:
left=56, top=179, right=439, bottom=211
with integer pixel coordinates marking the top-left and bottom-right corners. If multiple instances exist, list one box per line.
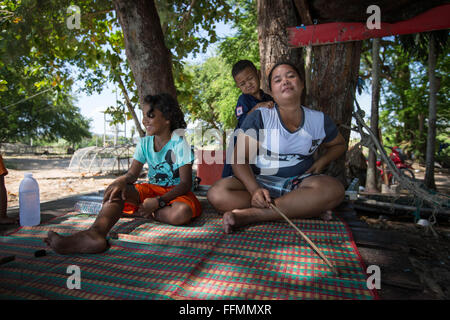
left=251, top=188, right=271, bottom=208
left=136, top=197, right=159, bottom=219
left=306, top=133, right=347, bottom=174
left=103, top=178, right=127, bottom=203
left=306, top=157, right=328, bottom=174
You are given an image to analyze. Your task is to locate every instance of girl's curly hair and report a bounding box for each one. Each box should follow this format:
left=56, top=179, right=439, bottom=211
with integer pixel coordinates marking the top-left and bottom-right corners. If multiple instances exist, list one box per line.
left=143, top=93, right=187, bottom=132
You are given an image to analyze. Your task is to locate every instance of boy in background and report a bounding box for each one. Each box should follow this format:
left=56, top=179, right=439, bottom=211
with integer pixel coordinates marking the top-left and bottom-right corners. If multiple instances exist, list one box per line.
left=222, top=60, right=274, bottom=177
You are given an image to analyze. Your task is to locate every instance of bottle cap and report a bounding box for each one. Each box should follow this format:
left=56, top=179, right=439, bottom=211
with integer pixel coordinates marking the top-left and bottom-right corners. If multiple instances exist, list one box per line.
left=24, top=172, right=33, bottom=178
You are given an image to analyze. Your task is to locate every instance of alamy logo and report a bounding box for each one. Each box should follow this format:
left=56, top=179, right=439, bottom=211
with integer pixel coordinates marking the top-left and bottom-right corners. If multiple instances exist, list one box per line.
left=366, top=5, right=381, bottom=30
left=366, top=265, right=381, bottom=289
left=66, top=265, right=81, bottom=289
left=66, top=5, right=81, bottom=30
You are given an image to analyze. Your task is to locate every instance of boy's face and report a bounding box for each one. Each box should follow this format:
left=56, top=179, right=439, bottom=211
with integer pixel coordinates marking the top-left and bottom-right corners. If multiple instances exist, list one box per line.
left=234, top=67, right=260, bottom=97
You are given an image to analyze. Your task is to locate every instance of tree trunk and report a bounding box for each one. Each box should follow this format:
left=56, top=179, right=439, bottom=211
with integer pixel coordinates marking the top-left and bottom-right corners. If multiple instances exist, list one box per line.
left=291, top=0, right=362, bottom=186
left=308, top=41, right=362, bottom=185
left=425, top=32, right=437, bottom=190
left=366, top=38, right=381, bottom=192
left=257, top=0, right=304, bottom=95
left=113, top=0, right=177, bottom=110
left=418, top=112, right=425, bottom=156
left=293, top=0, right=313, bottom=104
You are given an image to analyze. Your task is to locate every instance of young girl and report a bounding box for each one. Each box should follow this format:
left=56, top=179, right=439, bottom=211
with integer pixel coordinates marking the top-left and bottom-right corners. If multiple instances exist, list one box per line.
left=45, top=93, right=202, bottom=254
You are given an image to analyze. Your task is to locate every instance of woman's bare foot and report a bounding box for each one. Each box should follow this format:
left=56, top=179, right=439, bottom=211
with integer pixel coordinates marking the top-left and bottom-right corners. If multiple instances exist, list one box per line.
left=320, top=210, right=333, bottom=221
left=222, top=208, right=263, bottom=234
left=44, top=229, right=108, bottom=254
left=222, top=211, right=236, bottom=234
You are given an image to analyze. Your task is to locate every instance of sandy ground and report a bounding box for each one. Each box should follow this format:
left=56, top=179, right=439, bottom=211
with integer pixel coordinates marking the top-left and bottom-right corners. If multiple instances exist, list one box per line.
left=3, top=156, right=119, bottom=208
left=410, top=162, right=450, bottom=195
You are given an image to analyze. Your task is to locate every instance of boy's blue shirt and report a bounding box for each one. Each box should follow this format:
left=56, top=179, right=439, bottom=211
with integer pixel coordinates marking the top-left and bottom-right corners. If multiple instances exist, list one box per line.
left=133, top=133, right=194, bottom=187
left=235, top=89, right=273, bottom=129
left=223, top=89, right=273, bottom=178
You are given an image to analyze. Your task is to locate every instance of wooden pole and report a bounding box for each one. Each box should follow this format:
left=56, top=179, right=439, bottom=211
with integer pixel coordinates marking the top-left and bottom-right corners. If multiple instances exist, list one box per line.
left=425, top=32, right=437, bottom=190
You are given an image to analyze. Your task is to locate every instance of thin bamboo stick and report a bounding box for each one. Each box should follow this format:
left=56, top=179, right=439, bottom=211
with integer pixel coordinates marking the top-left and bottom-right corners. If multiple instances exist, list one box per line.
left=269, top=203, right=340, bottom=276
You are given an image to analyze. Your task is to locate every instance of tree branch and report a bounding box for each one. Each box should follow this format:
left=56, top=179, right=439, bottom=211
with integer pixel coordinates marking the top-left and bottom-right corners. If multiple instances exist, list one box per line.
left=116, top=74, right=146, bottom=138
left=179, top=0, right=196, bottom=33
left=292, top=0, right=313, bottom=25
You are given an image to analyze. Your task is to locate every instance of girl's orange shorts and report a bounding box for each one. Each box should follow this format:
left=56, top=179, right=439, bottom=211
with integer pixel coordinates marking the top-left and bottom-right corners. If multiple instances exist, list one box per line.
left=123, top=183, right=202, bottom=218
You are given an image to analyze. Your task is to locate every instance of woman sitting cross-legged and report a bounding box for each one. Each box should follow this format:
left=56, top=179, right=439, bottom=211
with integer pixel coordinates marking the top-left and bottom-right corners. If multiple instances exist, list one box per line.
left=207, top=61, right=346, bottom=234
left=45, top=93, right=202, bottom=254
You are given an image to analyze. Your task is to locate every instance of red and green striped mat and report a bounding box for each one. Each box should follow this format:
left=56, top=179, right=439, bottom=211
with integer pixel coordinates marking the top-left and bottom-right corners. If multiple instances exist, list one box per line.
left=0, top=210, right=378, bottom=300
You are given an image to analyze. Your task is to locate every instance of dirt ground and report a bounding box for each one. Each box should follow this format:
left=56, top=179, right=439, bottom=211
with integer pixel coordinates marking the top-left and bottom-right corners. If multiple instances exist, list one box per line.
left=3, top=155, right=119, bottom=208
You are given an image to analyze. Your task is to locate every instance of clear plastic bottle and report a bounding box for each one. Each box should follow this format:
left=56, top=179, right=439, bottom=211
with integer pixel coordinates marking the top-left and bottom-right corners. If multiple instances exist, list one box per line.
left=255, top=175, right=295, bottom=198
left=74, top=200, right=102, bottom=214
left=19, top=172, right=40, bottom=226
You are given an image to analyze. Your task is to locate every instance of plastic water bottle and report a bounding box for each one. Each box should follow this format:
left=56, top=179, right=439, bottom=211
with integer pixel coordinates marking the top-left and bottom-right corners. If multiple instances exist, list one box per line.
left=74, top=200, right=102, bottom=214
left=255, top=175, right=295, bottom=198
left=19, top=172, right=40, bottom=226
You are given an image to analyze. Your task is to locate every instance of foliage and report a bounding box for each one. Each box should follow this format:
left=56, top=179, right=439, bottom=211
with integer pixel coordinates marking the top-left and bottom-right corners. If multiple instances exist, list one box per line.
left=398, top=31, right=448, bottom=63
left=156, top=0, right=233, bottom=66
left=0, top=0, right=235, bottom=143
left=0, top=49, right=91, bottom=144
left=0, top=0, right=111, bottom=143
left=184, top=56, right=240, bottom=131
left=219, top=0, right=259, bottom=67
left=359, top=36, right=449, bottom=162
left=180, top=0, right=259, bottom=133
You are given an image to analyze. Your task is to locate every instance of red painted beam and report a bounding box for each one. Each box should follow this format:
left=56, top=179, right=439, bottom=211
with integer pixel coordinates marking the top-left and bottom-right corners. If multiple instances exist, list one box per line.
left=288, top=4, right=450, bottom=47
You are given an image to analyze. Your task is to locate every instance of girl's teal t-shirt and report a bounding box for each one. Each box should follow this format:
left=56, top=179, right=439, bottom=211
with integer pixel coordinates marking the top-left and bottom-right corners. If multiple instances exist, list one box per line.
left=133, top=133, right=194, bottom=187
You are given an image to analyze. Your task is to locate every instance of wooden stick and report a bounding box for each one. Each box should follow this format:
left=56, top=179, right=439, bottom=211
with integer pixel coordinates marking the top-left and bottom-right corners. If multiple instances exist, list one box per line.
left=269, top=203, right=339, bottom=275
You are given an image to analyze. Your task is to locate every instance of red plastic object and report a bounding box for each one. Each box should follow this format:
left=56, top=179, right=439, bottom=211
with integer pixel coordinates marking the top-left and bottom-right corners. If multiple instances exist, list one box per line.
left=288, top=4, right=450, bottom=47
left=195, top=150, right=225, bottom=186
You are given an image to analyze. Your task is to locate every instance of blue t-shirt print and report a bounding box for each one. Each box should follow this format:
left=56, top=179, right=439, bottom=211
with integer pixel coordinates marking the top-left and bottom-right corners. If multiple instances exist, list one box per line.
left=133, top=134, right=194, bottom=187
left=150, top=149, right=179, bottom=186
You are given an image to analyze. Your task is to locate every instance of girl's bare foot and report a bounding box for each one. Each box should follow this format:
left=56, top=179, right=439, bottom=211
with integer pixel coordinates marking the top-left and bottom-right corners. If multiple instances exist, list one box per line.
left=44, top=229, right=108, bottom=254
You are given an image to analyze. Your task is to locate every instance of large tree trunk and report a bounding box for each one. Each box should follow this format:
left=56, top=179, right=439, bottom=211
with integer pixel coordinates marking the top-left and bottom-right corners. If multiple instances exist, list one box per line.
left=308, top=41, right=362, bottom=185
left=366, top=38, right=381, bottom=192
left=272, top=0, right=361, bottom=186
left=113, top=0, right=177, bottom=109
left=425, top=32, right=437, bottom=190
left=257, top=0, right=304, bottom=95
